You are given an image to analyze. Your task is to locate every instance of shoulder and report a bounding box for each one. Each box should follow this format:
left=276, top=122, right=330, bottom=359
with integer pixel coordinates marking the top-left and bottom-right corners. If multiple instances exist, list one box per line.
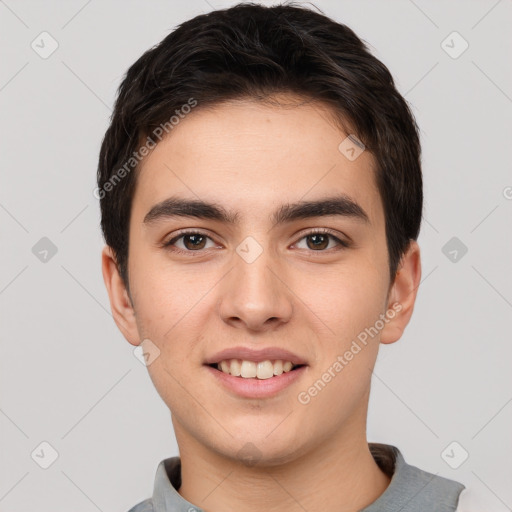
left=394, top=448, right=465, bottom=507
left=125, top=457, right=181, bottom=512
left=365, top=444, right=465, bottom=511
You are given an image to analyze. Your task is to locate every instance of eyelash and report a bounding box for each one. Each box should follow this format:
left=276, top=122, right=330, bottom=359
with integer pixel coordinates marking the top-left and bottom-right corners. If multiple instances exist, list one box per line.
left=163, top=228, right=350, bottom=255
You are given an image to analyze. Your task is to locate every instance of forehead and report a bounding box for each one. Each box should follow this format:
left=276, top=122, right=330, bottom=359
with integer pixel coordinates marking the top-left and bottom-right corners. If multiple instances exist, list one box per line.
left=133, top=98, right=383, bottom=227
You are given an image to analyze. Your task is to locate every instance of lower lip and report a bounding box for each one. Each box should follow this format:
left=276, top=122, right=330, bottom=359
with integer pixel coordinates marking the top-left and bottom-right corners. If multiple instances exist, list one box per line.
left=205, top=365, right=307, bottom=399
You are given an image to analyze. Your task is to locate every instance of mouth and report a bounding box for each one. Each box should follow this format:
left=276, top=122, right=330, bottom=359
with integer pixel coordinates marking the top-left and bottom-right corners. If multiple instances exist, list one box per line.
left=207, top=359, right=306, bottom=380
left=203, top=346, right=308, bottom=398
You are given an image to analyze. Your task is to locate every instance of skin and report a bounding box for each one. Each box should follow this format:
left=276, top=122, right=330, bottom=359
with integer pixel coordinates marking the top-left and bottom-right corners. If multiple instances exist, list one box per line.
left=102, top=95, right=421, bottom=512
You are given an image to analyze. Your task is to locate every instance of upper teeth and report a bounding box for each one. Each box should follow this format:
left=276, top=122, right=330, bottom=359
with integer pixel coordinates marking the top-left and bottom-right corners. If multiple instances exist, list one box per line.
left=217, top=359, right=295, bottom=379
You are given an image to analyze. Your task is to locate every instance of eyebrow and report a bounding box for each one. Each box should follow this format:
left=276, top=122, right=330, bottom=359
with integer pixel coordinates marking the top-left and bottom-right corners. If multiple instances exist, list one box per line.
left=143, top=195, right=370, bottom=227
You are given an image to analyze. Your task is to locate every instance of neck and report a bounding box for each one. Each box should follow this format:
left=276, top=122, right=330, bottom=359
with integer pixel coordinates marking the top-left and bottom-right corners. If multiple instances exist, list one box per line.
left=175, top=417, right=390, bottom=512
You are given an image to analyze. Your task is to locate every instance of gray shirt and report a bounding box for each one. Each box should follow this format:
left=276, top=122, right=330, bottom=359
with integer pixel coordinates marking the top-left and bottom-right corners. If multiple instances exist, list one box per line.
left=128, top=443, right=465, bottom=511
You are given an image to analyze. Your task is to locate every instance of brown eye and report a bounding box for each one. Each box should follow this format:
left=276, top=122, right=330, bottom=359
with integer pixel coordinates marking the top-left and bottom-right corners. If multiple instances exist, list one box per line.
left=305, top=233, right=330, bottom=250
left=164, top=231, right=216, bottom=252
left=182, top=234, right=207, bottom=250
left=295, top=230, right=348, bottom=252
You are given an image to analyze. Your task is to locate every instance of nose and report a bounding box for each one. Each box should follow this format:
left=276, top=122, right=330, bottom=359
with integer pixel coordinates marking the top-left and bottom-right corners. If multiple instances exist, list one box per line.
left=218, top=245, right=293, bottom=332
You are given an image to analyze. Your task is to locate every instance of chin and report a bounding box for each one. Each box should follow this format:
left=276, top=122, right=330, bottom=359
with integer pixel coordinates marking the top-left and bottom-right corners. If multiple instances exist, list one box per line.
left=214, top=431, right=309, bottom=468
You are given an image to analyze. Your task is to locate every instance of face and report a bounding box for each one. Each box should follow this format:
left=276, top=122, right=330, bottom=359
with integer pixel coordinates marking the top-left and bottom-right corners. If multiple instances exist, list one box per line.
left=103, top=96, right=420, bottom=466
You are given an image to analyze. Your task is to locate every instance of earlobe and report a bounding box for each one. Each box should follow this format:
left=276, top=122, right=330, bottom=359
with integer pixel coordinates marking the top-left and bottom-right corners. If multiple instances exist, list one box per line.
left=101, top=245, right=140, bottom=346
left=380, top=241, right=422, bottom=345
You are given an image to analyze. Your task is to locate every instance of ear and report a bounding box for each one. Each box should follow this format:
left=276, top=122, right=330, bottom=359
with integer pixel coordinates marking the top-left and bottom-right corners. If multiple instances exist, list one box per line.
left=380, top=240, right=422, bottom=345
left=101, top=245, right=140, bottom=346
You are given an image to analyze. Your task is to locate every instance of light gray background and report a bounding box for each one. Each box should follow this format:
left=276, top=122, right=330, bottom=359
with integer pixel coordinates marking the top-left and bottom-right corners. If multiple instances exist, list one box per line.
left=1, top=0, right=511, bottom=510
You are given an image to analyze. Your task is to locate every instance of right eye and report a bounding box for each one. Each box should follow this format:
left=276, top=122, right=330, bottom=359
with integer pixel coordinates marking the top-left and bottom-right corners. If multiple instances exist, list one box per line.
left=163, top=230, right=219, bottom=253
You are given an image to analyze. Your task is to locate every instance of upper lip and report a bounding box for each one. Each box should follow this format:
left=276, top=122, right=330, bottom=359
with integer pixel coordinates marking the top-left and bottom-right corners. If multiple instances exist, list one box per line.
left=204, top=346, right=308, bottom=366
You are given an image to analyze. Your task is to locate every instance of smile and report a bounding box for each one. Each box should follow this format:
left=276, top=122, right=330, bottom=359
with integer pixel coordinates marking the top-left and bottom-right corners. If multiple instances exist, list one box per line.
left=211, top=359, right=304, bottom=379
left=205, top=361, right=307, bottom=399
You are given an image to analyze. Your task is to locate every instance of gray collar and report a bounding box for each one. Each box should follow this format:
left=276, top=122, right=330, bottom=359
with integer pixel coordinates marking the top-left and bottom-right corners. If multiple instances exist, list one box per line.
left=129, top=443, right=465, bottom=512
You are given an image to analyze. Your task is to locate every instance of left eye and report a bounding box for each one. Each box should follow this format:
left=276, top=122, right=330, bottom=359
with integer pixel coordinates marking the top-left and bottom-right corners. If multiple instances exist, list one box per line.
left=295, top=231, right=345, bottom=251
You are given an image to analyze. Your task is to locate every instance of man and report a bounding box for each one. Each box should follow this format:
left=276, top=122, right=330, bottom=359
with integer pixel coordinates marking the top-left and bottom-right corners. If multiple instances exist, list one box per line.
left=97, top=3, right=468, bottom=510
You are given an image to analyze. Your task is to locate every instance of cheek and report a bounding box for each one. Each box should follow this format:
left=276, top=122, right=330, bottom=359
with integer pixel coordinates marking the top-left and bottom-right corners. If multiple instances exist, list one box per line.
left=297, top=293, right=384, bottom=420
left=129, top=249, right=213, bottom=332
left=306, top=265, right=389, bottom=341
